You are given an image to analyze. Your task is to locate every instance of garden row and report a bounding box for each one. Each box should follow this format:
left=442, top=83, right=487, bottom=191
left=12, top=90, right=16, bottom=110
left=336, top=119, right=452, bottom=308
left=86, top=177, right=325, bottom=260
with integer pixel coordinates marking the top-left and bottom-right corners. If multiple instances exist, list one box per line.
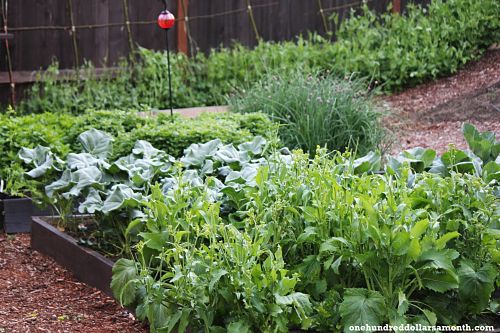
left=0, top=110, right=273, bottom=200
left=16, top=123, right=500, bottom=332
left=15, top=0, right=500, bottom=114
left=1, top=70, right=390, bottom=201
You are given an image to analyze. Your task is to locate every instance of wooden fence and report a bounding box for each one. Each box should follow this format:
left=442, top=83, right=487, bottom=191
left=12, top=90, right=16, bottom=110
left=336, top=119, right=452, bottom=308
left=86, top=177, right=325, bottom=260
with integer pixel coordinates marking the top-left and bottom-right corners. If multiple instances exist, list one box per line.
left=0, top=0, right=430, bottom=106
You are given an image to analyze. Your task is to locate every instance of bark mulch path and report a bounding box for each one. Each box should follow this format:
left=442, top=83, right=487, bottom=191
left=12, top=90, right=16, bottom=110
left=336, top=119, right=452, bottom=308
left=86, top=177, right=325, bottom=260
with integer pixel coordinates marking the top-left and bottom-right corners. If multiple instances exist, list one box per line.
left=0, top=233, right=147, bottom=333
left=384, top=47, right=500, bottom=154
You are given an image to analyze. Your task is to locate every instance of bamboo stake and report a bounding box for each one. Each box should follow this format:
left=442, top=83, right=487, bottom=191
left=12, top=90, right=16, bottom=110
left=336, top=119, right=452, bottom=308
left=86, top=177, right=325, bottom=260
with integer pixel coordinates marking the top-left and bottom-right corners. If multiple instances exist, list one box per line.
left=245, top=0, right=260, bottom=41
left=317, top=0, right=329, bottom=34
left=67, top=0, right=80, bottom=72
left=122, top=0, right=135, bottom=52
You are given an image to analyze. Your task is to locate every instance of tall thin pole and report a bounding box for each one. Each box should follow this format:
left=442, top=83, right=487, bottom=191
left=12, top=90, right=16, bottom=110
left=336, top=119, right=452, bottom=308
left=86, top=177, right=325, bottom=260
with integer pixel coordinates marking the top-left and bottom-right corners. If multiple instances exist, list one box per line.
left=158, top=0, right=175, bottom=119
left=165, top=31, right=174, bottom=118
left=122, top=0, right=135, bottom=52
left=67, top=0, right=80, bottom=73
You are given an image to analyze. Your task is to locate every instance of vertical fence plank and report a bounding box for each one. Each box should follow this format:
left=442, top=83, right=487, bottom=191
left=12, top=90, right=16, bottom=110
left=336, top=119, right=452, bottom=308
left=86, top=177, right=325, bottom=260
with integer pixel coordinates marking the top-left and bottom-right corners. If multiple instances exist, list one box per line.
left=1, top=0, right=15, bottom=105
left=128, top=0, right=167, bottom=53
left=73, top=0, right=109, bottom=66
left=392, top=0, right=402, bottom=13
left=177, top=0, right=188, bottom=54
left=107, top=2, right=126, bottom=64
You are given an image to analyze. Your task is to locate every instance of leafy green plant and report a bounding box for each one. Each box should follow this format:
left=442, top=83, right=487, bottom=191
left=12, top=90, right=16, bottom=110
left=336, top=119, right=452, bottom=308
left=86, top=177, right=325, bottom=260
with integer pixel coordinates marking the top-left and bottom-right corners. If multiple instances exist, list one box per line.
left=330, top=0, right=500, bottom=90
left=230, top=72, right=384, bottom=155
left=0, top=110, right=274, bottom=198
left=113, top=186, right=312, bottom=333
left=20, top=129, right=273, bottom=255
left=385, top=124, right=500, bottom=186
left=17, top=123, right=499, bottom=331
left=463, top=123, right=500, bottom=165
left=110, top=148, right=498, bottom=331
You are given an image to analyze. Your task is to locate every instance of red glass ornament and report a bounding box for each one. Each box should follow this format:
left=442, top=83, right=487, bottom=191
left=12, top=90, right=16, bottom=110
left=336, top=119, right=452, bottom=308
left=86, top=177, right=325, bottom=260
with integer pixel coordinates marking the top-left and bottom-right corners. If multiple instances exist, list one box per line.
left=158, top=10, right=175, bottom=29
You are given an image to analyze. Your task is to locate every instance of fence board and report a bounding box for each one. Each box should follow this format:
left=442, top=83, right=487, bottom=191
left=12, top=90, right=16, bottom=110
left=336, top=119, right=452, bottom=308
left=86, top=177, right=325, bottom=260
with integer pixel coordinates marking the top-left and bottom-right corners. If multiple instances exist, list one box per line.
left=8, top=0, right=74, bottom=70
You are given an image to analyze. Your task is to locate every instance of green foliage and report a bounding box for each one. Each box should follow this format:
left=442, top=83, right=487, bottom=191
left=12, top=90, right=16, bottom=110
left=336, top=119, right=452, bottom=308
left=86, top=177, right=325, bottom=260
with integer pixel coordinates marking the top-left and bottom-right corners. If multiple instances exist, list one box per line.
left=0, top=110, right=274, bottom=197
left=386, top=124, right=500, bottom=184
left=113, top=112, right=275, bottom=158
left=230, top=72, right=384, bottom=155
left=339, top=289, right=386, bottom=332
left=17, top=123, right=500, bottom=330
left=16, top=39, right=323, bottom=114
left=331, top=0, right=500, bottom=90
left=13, top=0, right=499, bottom=115
left=19, top=129, right=272, bottom=255
left=462, top=123, right=500, bottom=165
left=110, top=149, right=498, bottom=331
left=18, top=61, right=138, bottom=114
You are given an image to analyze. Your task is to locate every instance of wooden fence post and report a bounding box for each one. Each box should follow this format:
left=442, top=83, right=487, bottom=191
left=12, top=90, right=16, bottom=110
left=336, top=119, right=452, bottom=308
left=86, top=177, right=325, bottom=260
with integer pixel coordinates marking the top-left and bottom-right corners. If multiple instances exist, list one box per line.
left=392, top=0, right=402, bottom=14
left=1, top=0, right=15, bottom=105
left=177, top=0, right=188, bottom=55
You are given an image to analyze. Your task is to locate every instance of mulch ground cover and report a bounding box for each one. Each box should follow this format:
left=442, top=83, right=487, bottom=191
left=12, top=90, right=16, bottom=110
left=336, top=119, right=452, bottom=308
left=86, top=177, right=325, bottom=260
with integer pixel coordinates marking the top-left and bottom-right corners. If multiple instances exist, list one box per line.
left=385, top=47, right=500, bottom=153
left=0, top=233, right=147, bottom=333
left=1, top=48, right=499, bottom=333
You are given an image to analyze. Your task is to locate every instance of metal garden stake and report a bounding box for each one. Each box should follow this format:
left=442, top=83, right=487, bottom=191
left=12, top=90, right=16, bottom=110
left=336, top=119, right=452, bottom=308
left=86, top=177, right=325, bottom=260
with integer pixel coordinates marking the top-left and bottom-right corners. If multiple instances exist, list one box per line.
left=158, top=0, right=176, bottom=118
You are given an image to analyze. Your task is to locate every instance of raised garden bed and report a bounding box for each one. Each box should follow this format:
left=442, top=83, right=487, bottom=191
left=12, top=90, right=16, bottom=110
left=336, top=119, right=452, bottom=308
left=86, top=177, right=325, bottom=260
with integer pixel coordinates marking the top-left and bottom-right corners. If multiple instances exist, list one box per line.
left=1, top=193, right=53, bottom=233
left=31, top=216, right=114, bottom=297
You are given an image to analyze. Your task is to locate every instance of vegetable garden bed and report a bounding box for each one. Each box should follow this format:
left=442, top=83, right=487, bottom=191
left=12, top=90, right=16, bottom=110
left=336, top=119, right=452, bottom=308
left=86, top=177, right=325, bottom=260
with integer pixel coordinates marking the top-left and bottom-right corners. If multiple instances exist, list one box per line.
left=31, top=216, right=114, bottom=297
left=27, top=213, right=500, bottom=333
left=0, top=193, right=52, bottom=233
left=11, top=123, right=500, bottom=331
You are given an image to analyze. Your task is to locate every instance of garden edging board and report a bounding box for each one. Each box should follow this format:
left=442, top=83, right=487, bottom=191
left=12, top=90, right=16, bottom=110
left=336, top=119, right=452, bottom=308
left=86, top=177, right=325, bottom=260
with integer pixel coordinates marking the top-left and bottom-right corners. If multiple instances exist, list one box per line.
left=31, top=216, right=114, bottom=297
left=1, top=194, right=52, bottom=233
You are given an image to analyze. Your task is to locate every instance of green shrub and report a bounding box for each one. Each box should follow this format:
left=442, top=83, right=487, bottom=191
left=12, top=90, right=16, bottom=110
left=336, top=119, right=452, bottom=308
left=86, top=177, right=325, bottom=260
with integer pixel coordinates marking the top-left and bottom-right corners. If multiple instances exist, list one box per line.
left=230, top=72, right=384, bottom=155
left=112, top=112, right=276, bottom=158
left=0, top=110, right=274, bottom=196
